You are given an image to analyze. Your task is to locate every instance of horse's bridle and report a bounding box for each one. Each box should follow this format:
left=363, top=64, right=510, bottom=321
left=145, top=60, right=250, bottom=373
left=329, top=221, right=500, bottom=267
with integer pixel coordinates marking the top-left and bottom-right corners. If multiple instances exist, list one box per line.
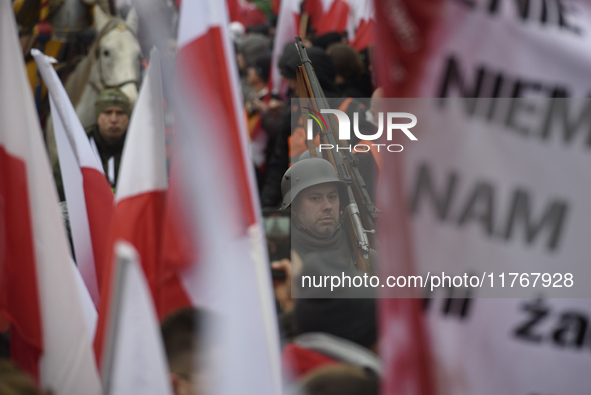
left=89, top=20, right=140, bottom=93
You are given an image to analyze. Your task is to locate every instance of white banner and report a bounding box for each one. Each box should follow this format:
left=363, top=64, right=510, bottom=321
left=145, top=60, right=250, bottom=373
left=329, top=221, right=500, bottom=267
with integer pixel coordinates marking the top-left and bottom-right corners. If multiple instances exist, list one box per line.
left=390, top=1, right=591, bottom=393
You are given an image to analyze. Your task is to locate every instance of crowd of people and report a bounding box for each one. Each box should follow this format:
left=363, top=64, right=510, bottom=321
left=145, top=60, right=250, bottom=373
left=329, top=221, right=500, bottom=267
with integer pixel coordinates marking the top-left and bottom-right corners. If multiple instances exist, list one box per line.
left=3, top=1, right=382, bottom=394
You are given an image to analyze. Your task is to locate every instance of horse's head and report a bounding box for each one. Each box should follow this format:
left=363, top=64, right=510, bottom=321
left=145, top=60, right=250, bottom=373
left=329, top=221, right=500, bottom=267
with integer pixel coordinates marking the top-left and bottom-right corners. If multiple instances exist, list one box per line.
left=94, top=5, right=141, bottom=105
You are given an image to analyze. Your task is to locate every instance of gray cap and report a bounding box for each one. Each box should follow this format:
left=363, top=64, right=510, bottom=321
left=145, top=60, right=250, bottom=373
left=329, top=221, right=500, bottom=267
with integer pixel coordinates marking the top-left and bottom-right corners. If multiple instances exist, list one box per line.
left=281, top=158, right=347, bottom=210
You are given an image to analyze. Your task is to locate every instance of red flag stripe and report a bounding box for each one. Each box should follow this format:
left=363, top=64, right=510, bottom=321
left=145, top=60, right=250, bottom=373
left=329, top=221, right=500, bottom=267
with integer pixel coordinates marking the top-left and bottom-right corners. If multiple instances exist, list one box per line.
left=0, top=146, right=43, bottom=381
left=82, top=167, right=115, bottom=290
left=159, top=177, right=194, bottom=319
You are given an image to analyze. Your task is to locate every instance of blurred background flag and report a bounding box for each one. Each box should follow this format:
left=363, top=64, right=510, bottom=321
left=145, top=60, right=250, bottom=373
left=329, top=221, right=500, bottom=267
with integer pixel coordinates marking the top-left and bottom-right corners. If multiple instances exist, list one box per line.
left=348, top=0, right=374, bottom=51
left=271, top=0, right=301, bottom=95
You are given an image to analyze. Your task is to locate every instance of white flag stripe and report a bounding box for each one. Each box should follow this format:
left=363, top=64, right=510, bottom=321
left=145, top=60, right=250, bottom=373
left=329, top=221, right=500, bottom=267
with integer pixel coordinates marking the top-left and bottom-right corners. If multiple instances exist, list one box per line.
left=116, top=47, right=167, bottom=202
left=71, top=257, right=98, bottom=340
left=106, top=241, right=173, bottom=395
left=2, top=3, right=102, bottom=393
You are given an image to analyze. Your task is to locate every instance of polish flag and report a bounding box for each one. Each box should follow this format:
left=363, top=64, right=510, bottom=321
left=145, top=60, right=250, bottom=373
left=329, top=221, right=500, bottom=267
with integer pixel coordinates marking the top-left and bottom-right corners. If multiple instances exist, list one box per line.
left=303, top=0, right=332, bottom=31
left=100, top=242, right=172, bottom=395
left=270, top=0, right=301, bottom=95
left=350, top=18, right=375, bottom=51
left=0, top=2, right=102, bottom=393
left=174, top=1, right=282, bottom=393
left=315, top=0, right=350, bottom=36
left=348, top=0, right=374, bottom=51
left=94, top=48, right=168, bottom=365
left=31, top=49, right=113, bottom=308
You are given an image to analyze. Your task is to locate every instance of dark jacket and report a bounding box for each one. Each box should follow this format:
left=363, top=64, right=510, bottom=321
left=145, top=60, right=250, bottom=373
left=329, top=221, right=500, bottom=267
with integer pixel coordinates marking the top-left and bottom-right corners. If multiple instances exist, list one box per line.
left=291, top=225, right=379, bottom=274
left=85, top=124, right=125, bottom=189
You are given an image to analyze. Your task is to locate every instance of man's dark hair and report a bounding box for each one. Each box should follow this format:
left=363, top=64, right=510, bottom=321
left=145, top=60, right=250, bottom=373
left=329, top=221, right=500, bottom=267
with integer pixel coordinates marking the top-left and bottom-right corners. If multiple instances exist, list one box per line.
left=326, top=43, right=364, bottom=81
left=160, top=307, right=202, bottom=374
left=297, top=364, right=379, bottom=395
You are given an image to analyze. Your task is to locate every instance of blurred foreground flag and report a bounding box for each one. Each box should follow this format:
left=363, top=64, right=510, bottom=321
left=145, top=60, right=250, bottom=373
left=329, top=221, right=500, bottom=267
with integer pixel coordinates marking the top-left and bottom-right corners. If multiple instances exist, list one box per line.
left=31, top=49, right=114, bottom=308
left=172, top=0, right=283, bottom=394
left=94, top=48, right=169, bottom=364
left=0, top=2, right=102, bottom=393
left=374, top=0, right=591, bottom=394
left=101, top=242, right=173, bottom=395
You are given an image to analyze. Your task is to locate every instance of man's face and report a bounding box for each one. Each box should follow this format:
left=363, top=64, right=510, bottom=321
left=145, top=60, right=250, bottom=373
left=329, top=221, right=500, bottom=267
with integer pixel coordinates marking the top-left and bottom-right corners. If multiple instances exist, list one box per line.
left=97, top=106, right=129, bottom=144
left=293, top=182, right=340, bottom=240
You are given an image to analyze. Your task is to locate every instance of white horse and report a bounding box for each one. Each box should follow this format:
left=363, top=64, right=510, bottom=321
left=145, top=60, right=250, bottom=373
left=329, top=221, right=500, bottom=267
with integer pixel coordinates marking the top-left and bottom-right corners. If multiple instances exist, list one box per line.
left=46, top=5, right=141, bottom=168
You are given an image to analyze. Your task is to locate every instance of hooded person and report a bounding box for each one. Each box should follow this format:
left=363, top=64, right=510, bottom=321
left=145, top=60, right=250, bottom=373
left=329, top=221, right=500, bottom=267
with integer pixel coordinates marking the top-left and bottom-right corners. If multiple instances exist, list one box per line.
left=86, top=87, right=132, bottom=189
left=52, top=87, right=131, bottom=200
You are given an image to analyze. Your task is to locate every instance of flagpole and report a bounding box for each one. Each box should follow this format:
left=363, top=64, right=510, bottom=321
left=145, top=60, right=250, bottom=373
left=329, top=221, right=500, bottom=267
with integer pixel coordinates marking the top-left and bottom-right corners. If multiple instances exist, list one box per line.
left=100, top=243, right=131, bottom=395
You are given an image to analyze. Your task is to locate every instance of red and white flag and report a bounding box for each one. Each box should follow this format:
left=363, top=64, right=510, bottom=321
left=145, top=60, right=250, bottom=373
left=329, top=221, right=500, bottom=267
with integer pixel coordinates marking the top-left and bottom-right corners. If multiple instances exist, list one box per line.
left=315, top=0, right=350, bottom=36
left=271, top=0, right=301, bottom=95
left=0, top=2, right=102, bottom=393
left=173, top=1, right=282, bottom=393
left=348, top=0, right=374, bottom=51
left=303, top=0, right=331, bottom=31
left=94, top=48, right=169, bottom=364
left=101, top=241, right=173, bottom=395
left=31, top=49, right=113, bottom=308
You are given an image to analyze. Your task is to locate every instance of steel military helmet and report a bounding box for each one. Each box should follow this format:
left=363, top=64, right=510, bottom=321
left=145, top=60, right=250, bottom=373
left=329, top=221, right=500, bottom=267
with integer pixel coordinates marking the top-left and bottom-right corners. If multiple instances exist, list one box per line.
left=281, top=157, right=347, bottom=210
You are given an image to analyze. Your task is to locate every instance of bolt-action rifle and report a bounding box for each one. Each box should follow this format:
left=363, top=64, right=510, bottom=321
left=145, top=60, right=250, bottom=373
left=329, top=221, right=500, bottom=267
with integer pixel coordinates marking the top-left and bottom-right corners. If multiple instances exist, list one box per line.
left=294, top=36, right=378, bottom=273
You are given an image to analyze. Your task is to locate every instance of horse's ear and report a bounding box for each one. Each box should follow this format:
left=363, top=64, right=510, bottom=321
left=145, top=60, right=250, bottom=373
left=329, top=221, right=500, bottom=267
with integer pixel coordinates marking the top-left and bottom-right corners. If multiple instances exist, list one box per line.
left=126, top=8, right=139, bottom=36
left=94, top=4, right=109, bottom=32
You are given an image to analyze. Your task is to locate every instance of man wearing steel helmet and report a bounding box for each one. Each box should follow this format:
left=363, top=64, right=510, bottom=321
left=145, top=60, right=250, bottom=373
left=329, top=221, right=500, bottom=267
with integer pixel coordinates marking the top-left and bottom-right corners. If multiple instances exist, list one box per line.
left=281, top=158, right=378, bottom=272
